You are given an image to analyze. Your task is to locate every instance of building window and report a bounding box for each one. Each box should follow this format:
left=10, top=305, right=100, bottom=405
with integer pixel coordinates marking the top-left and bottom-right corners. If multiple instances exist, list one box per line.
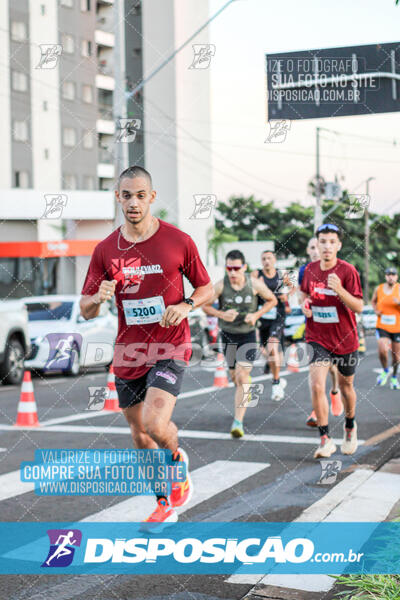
left=63, top=127, right=77, bottom=147
left=62, top=81, right=75, bottom=100
left=11, top=21, right=27, bottom=42
left=63, top=174, right=77, bottom=189
left=61, top=33, right=74, bottom=54
left=14, top=170, right=30, bottom=188
left=44, top=148, right=49, bottom=159
left=80, top=0, right=91, bottom=11
left=83, top=175, right=95, bottom=190
left=61, top=0, right=74, bottom=6
left=82, top=84, right=93, bottom=103
left=40, top=4, right=46, bottom=15
left=13, top=120, right=28, bottom=142
left=12, top=71, right=28, bottom=92
left=82, top=130, right=94, bottom=149
left=81, top=39, right=92, bottom=57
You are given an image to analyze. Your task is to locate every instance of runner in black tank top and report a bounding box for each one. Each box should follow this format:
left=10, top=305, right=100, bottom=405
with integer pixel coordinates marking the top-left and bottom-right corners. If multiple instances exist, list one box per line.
left=203, top=249, right=277, bottom=438
left=251, top=250, right=289, bottom=401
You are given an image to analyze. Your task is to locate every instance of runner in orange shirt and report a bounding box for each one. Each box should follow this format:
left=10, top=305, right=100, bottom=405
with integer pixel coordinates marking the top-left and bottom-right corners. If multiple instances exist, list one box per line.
left=372, top=267, right=400, bottom=389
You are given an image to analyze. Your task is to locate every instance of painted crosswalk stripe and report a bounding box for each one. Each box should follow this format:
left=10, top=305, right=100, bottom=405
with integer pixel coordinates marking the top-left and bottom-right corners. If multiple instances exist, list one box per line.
left=228, top=467, right=400, bottom=592
left=0, top=470, right=34, bottom=501
left=83, top=460, right=269, bottom=522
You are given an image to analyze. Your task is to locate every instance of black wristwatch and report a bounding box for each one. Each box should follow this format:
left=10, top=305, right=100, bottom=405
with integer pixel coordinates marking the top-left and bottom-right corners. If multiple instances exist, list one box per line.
left=183, top=297, right=194, bottom=308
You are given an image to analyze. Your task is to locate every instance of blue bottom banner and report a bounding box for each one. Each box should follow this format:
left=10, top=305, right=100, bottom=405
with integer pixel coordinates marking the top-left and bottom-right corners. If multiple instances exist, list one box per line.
left=0, top=522, right=399, bottom=574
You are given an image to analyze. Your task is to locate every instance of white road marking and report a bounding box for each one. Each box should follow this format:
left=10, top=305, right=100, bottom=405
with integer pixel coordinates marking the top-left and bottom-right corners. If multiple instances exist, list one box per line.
left=0, top=423, right=364, bottom=446
left=0, top=470, right=34, bottom=501
left=228, top=468, right=400, bottom=591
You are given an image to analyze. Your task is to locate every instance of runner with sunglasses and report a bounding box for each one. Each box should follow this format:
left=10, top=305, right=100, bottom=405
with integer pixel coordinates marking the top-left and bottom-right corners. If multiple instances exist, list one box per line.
left=372, top=267, right=400, bottom=389
left=298, top=237, right=343, bottom=427
left=300, top=224, right=363, bottom=458
left=202, top=250, right=277, bottom=437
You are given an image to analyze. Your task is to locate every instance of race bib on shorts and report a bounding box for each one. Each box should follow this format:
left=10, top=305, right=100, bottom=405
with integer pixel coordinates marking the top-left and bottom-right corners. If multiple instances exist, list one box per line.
left=261, top=306, right=277, bottom=320
left=312, top=305, right=339, bottom=323
left=381, top=314, right=396, bottom=326
left=122, top=296, right=165, bottom=325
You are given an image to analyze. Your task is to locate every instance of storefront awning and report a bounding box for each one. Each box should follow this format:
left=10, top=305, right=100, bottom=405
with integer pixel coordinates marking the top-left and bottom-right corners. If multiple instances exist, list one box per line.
left=0, top=240, right=100, bottom=258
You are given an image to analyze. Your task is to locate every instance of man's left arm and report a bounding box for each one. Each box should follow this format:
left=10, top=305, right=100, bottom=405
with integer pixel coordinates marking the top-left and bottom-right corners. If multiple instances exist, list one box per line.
left=327, top=272, right=364, bottom=314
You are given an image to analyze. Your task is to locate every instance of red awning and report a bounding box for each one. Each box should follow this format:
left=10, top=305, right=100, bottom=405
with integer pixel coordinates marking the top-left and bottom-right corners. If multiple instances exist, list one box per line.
left=0, top=240, right=100, bottom=258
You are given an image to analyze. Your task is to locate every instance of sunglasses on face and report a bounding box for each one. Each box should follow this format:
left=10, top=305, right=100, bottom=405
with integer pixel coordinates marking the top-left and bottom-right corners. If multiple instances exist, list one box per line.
left=226, top=265, right=243, bottom=272
left=316, top=223, right=339, bottom=233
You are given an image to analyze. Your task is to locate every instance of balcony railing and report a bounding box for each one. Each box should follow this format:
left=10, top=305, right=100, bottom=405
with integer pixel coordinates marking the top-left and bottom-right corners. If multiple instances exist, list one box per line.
left=98, top=147, right=114, bottom=164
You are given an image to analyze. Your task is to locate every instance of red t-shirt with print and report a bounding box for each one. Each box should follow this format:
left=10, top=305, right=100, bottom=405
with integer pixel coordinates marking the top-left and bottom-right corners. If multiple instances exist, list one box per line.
left=81, top=220, right=210, bottom=379
left=300, top=258, right=363, bottom=355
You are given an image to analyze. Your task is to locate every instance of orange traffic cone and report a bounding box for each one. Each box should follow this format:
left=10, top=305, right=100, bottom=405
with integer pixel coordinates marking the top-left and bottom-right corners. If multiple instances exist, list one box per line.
left=103, top=365, right=121, bottom=412
left=14, top=371, right=39, bottom=427
left=213, top=353, right=229, bottom=387
left=287, top=344, right=300, bottom=373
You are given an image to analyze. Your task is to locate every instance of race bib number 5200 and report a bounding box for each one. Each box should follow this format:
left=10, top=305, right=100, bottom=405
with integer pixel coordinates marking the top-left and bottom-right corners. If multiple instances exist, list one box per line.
left=122, top=296, right=165, bottom=325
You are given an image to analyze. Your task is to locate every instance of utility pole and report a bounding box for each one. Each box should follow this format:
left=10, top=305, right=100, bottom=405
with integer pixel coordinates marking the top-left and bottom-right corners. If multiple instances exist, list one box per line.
left=364, top=177, right=375, bottom=302
left=314, top=127, right=323, bottom=231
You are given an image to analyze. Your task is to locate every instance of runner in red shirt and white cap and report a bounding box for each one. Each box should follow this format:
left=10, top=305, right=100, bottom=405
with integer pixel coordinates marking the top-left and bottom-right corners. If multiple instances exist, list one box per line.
left=80, top=166, right=213, bottom=527
left=300, top=224, right=363, bottom=459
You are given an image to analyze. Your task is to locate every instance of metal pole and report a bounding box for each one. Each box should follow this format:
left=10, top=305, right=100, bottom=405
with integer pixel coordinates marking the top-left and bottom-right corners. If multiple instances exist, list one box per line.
left=113, top=0, right=128, bottom=227
left=314, top=126, right=323, bottom=231
left=364, top=177, right=375, bottom=302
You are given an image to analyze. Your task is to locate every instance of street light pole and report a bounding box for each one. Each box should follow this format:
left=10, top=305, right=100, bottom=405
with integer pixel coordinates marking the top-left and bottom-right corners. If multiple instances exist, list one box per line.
left=364, top=177, right=375, bottom=302
left=314, top=127, right=323, bottom=231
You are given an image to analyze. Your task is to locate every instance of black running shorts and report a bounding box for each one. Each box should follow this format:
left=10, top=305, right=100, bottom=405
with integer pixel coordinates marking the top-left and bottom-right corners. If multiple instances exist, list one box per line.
left=376, top=328, right=400, bottom=343
left=308, top=341, right=359, bottom=376
left=259, top=317, right=285, bottom=346
left=115, top=359, right=185, bottom=409
left=220, top=330, right=258, bottom=368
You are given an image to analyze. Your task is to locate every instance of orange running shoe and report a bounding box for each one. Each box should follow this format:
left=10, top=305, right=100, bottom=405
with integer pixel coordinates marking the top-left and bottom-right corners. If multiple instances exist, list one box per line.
left=169, top=447, right=193, bottom=508
left=141, top=498, right=178, bottom=532
left=330, top=390, right=344, bottom=417
left=306, top=410, right=318, bottom=428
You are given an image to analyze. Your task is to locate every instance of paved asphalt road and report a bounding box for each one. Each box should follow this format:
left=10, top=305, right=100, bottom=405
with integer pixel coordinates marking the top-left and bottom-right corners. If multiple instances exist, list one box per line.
left=0, top=336, right=399, bottom=600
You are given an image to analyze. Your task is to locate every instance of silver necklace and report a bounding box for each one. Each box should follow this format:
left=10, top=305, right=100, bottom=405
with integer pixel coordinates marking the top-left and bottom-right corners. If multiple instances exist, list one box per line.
left=117, top=217, right=156, bottom=251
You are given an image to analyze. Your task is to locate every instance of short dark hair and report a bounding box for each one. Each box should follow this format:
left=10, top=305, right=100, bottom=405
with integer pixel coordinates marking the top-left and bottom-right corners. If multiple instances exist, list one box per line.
left=262, top=250, right=275, bottom=256
left=117, top=165, right=152, bottom=189
left=316, top=223, right=343, bottom=240
left=225, top=249, right=245, bottom=264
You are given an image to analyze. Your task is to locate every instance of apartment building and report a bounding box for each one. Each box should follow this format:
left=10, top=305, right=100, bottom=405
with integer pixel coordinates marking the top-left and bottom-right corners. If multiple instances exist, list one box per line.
left=0, top=0, right=212, bottom=297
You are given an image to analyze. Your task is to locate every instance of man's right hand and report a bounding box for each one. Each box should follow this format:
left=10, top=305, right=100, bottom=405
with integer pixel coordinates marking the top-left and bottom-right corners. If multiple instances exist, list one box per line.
left=94, top=280, right=117, bottom=304
left=301, top=298, right=312, bottom=318
left=221, top=309, right=239, bottom=322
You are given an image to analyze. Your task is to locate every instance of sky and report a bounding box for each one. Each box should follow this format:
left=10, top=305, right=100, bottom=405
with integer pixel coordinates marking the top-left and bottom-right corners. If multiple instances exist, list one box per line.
left=208, top=0, right=400, bottom=215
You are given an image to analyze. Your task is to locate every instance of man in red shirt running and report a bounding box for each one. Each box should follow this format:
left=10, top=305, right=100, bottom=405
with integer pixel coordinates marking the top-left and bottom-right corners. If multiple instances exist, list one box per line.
left=80, top=166, right=213, bottom=527
left=300, top=224, right=363, bottom=459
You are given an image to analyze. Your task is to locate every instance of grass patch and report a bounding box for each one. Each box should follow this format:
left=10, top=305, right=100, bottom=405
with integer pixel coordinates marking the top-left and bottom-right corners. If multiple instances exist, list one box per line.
left=334, top=574, right=400, bottom=599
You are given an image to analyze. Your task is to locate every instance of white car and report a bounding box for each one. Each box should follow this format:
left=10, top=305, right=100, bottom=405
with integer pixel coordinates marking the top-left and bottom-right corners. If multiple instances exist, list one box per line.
left=362, top=305, right=377, bottom=331
left=24, top=295, right=117, bottom=375
left=0, top=300, right=30, bottom=385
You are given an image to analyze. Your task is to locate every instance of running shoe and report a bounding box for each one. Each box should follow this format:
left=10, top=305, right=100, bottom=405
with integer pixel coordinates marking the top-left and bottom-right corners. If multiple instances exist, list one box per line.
left=306, top=410, right=318, bottom=427
left=390, top=376, right=400, bottom=390
left=377, top=370, right=389, bottom=386
left=330, top=390, right=344, bottom=417
left=169, top=447, right=193, bottom=508
left=141, top=498, right=178, bottom=532
left=271, top=378, right=287, bottom=402
left=314, top=435, right=337, bottom=459
left=231, top=418, right=244, bottom=438
left=341, top=422, right=358, bottom=455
